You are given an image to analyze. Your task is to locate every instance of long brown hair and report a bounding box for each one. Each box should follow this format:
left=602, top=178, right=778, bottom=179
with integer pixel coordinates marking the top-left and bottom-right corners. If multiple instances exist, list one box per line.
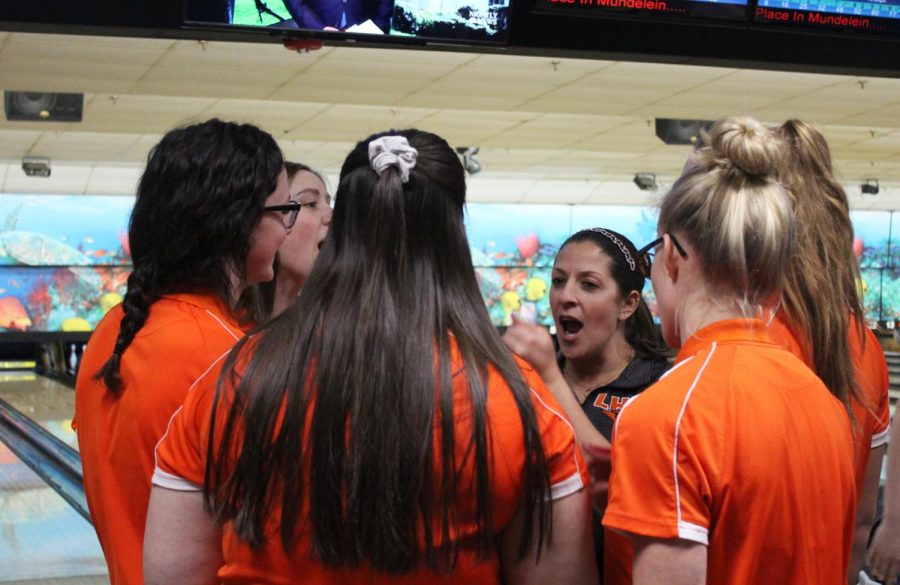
left=205, top=129, right=552, bottom=572
left=775, top=119, right=865, bottom=419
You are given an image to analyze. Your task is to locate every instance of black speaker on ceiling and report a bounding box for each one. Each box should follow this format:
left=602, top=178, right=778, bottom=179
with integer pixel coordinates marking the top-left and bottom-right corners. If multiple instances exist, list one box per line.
left=4, top=91, right=84, bottom=122
left=655, top=118, right=714, bottom=145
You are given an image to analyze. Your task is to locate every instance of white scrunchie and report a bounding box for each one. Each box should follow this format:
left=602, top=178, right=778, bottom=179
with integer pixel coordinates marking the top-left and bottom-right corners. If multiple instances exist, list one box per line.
left=368, top=136, right=418, bottom=183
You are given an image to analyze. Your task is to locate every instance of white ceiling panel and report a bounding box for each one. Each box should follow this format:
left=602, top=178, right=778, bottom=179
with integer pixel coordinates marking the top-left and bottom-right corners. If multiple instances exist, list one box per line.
left=717, top=68, right=849, bottom=88
left=300, top=56, right=455, bottom=83
left=131, top=67, right=294, bottom=100
left=415, top=110, right=536, bottom=144
left=29, top=132, right=143, bottom=162
left=1, top=162, right=93, bottom=194
left=117, top=135, right=166, bottom=162
left=0, top=129, right=42, bottom=160
left=466, top=176, right=537, bottom=202
left=521, top=179, right=602, bottom=203
left=601, top=61, right=735, bottom=81
left=162, top=38, right=323, bottom=70
left=521, top=86, right=663, bottom=116
left=1, top=33, right=171, bottom=67
left=749, top=89, right=887, bottom=125
left=84, top=165, right=143, bottom=195
left=0, top=32, right=895, bottom=204
left=287, top=104, right=435, bottom=142
left=271, top=73, right=430, bottom=105
left=322, top=46, right=478, bottom=66
left=202, top=99, right=331, bottom=134
left=0, top=64, right=146, bottom=95
left=581, top=179, right=665, bottom=206
left=78, top=95, right=218, bottom=134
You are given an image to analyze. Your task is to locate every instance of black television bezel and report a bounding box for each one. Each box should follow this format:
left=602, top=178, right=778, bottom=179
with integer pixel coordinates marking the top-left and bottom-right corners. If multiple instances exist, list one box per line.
left=505, top=0, right=899, bottom=77
left=0, top=0, right=896, bottom=76
left=528, top=0, right=900, bottom=39
left=180, top=0, right=515, bottom=49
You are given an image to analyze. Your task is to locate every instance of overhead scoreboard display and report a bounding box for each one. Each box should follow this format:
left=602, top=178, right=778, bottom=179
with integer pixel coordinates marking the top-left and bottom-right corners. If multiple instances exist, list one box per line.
left=533, top=0, right=899, bottom=32
left=754, top=0, right=900, bottom=32
left=533, top=0, right=748, bottom=22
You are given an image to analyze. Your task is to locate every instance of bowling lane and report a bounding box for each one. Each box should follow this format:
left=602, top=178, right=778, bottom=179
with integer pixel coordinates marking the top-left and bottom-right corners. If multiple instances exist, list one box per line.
left=0, top=439, right=107, bottom=583
left=0, top=371, right=78, bottom=451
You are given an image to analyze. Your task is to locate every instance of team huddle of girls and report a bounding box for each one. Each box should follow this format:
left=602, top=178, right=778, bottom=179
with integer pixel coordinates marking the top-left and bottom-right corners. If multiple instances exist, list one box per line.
left=73, top=114, right=895, bottom=585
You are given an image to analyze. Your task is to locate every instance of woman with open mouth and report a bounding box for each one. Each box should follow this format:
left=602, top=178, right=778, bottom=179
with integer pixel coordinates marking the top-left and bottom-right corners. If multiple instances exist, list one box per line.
left=503, top=226, right=670, bottom=579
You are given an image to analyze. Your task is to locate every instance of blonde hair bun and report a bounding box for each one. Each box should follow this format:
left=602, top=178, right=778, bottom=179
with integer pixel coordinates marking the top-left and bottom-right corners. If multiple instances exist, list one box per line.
left=702, top=115, right=781, bottom=178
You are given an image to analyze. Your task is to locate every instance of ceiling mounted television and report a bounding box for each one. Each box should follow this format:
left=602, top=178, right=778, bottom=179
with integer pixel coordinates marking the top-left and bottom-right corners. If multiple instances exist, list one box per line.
left=532, top=0, right=748, bottom=22
left=753, top=0, right=900, bottom=33
left=184, top=0, right=511, bottom=44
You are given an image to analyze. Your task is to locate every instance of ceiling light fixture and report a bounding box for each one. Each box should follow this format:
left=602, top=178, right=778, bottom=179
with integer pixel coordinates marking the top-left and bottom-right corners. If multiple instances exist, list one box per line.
left=456, top=146, right=481, bottom=175
left=633, top=172, right=658, bottom=191
left=22, top=156, right=51, bottom=178
left=861, top=179, right=880, bottom=195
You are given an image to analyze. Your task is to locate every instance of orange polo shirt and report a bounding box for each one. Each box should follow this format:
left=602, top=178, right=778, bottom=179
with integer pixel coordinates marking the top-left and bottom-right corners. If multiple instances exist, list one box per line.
left=604, top=319, right=855, bottom=585
left=153, top=345, right=589, bottom=585
left=74, top=293, right=247, bottom=585
left=767, top=312, right=890, bottom=492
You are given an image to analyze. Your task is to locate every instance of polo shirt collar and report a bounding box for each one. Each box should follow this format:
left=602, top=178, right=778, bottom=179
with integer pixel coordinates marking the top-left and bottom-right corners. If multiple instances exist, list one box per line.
left=676, top=318, right=774, bottom=364
left=160, top=292, right=245, bottom=331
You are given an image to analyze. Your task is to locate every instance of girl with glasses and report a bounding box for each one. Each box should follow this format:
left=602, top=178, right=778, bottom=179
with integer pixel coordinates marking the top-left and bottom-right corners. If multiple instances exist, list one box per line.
left=603, top=116, right=856, bottom=585
left=244, top=161, right=333, bottom=321
left=73, top=118, right=289, bottom=585
left=144, top=129, right=597, bottom=585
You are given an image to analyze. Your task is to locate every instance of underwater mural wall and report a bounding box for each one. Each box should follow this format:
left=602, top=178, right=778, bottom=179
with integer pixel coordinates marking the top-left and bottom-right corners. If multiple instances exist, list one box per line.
left=465, top=204, right=661, bottom=327
left=0, top=195, right=132, bottom=333
left=465, top=206, right=900, bottom=328
left=0, top=195, right=897, bottom=332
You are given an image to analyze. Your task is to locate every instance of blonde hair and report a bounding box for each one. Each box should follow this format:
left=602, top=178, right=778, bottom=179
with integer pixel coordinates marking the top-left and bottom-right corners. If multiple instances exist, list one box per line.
left=659, top=115, right=793, bottom=315
left=775, top=119, right=865, bottom=419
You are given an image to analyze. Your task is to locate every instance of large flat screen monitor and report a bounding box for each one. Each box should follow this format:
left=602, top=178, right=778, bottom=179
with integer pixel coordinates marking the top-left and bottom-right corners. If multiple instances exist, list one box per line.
left=184, top=0, right=511, bottom=44
left=753, top=0, right=900, bottom=33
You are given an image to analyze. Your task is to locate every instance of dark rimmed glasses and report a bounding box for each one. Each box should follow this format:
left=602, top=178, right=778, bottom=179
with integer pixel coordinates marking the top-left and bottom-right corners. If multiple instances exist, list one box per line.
left=637, top=233, right=688, bottom=274
left=263, top=200, right=301, bottom=229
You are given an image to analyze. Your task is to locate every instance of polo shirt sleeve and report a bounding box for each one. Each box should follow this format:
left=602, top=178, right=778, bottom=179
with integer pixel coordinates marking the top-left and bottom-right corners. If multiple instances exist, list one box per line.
left=870, top=348, right=890, bottom=449
left=603, top=372, right=714, bottom=546
left=518, top=361, right=589, bottom=500
left=855, top=327, right=891, bottom=449
left=152, top=374, right=218, bottom=492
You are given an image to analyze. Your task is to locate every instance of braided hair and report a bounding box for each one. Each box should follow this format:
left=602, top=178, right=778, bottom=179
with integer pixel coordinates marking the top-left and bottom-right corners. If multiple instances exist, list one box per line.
left=95, top=119, right=284, bottom=392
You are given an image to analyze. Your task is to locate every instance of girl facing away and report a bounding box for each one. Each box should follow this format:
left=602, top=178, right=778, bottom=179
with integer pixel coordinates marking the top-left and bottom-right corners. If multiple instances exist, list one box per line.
left=767, top=119, right=891, bottom=585
left=603, top=115, right=856, bottom=585
left=144, top=129, right=598, bottom=585
left=74, top=118, right=292, bottom=585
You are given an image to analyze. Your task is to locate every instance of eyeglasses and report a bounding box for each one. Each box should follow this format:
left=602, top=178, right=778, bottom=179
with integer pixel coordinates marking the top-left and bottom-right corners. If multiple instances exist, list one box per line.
left=637, top=233, right=688, bottom=274
left=263, top=201, right=301, bottom=229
